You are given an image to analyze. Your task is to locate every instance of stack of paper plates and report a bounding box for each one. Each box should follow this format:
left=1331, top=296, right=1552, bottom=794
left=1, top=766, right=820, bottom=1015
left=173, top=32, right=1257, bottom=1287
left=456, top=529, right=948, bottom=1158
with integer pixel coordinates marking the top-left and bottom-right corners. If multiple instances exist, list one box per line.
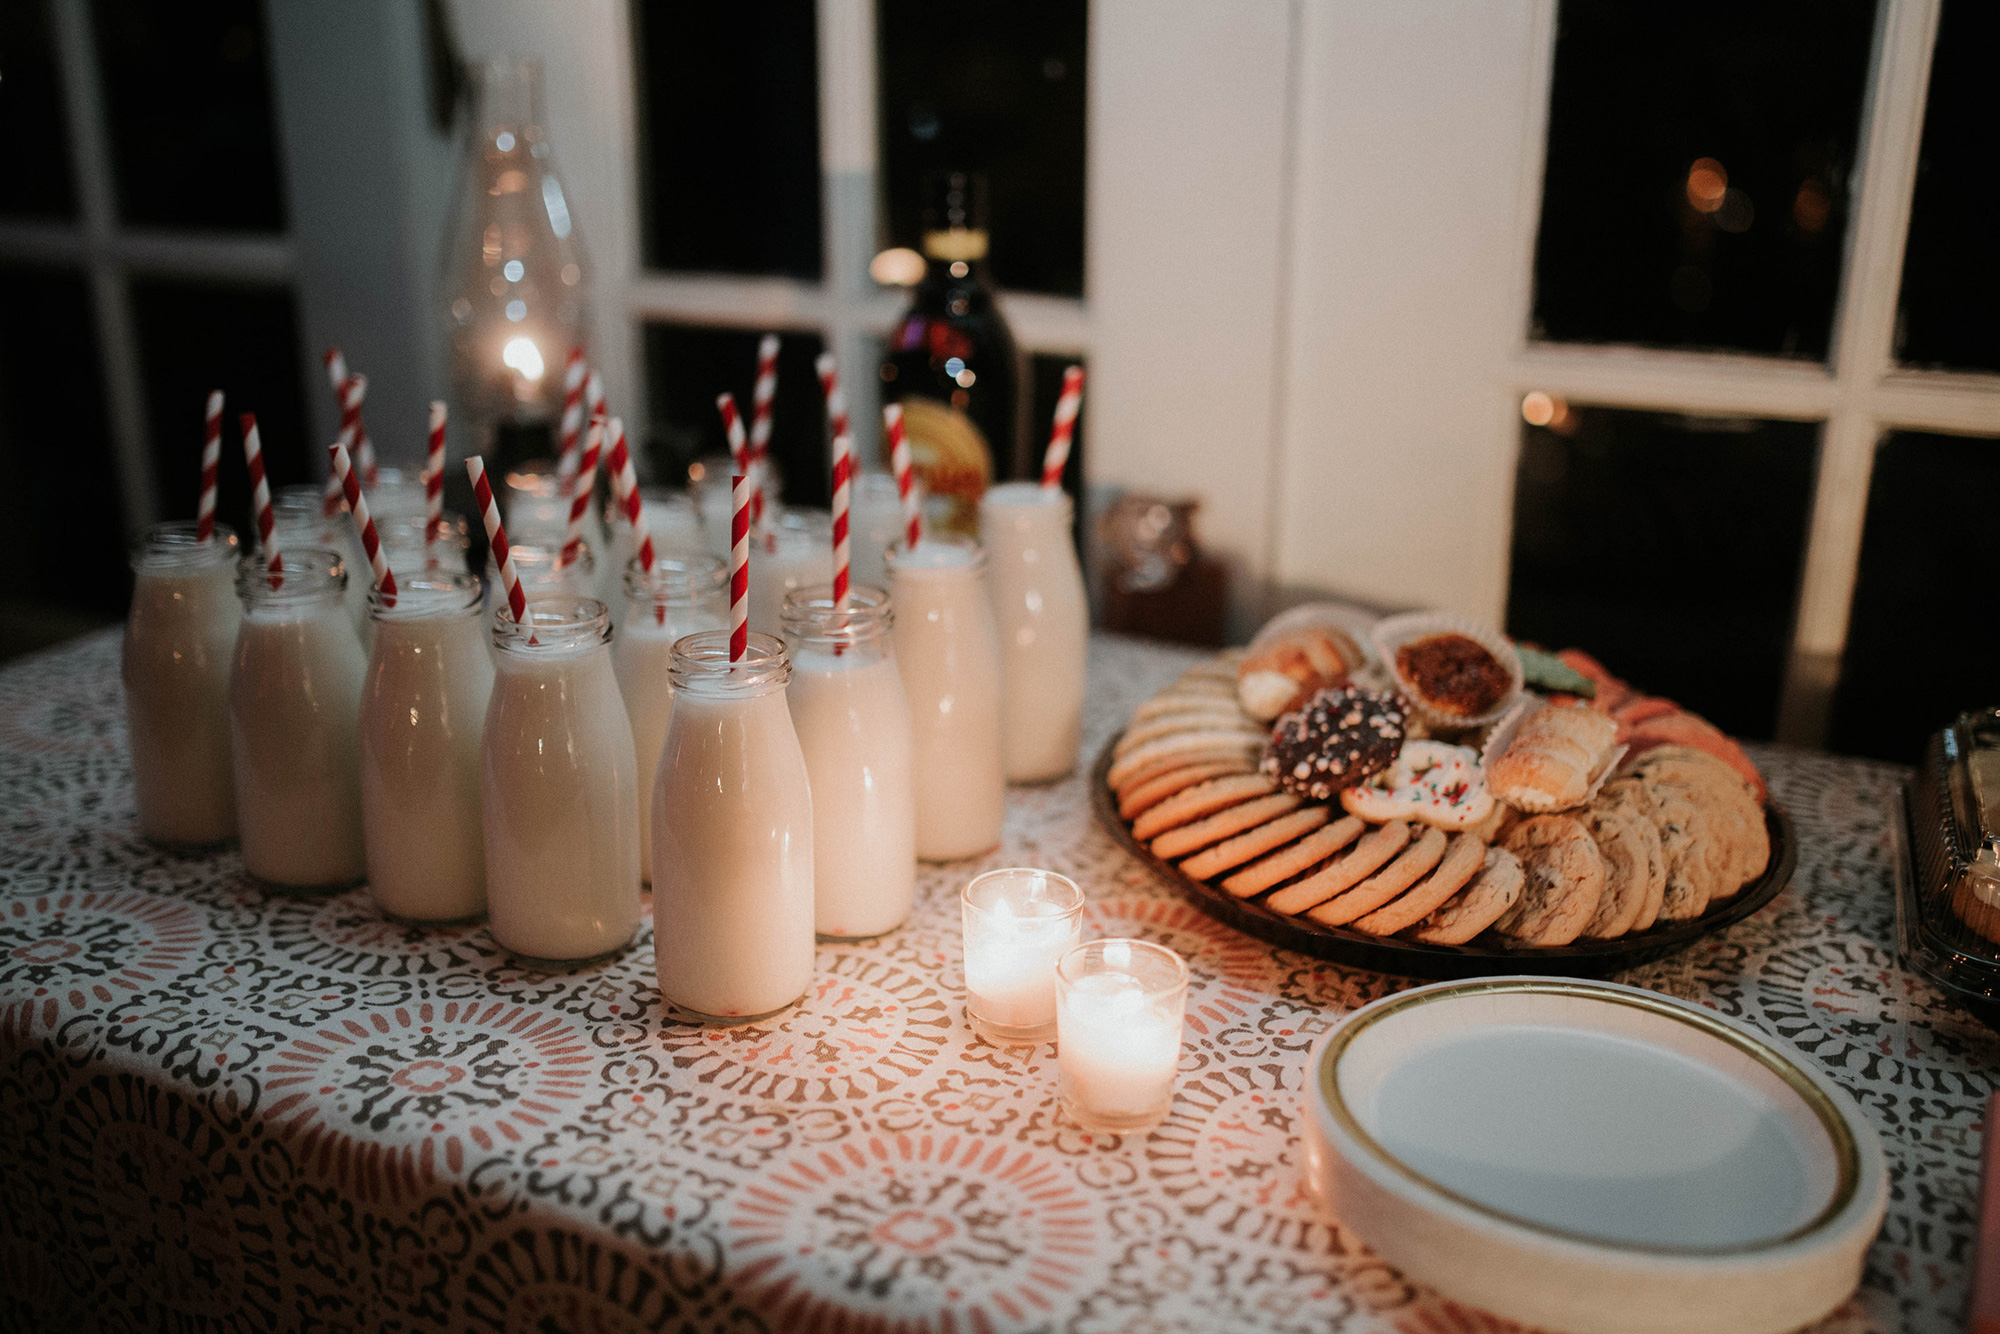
left=1302, top=977, right=1887, bottom=1334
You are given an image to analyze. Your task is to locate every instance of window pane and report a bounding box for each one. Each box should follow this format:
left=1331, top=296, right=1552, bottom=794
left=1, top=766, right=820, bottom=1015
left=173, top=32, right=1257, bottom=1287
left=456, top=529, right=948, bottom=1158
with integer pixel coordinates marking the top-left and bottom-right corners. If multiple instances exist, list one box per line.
left=1531, top=1, right=1877, bottom=359
left=130, top=279, right=311, bottom=542
left=0, top=0, right=77, bottom=221
left=640, top=324, right=830, bottom=507
left=1506, top=405, right=1818, bottom=740
left=0, top=266, right=125, bottom=615
left=1895, top=2, right=2000, bottom=372
left=631, top=1, right=823, bottom=278
left=878, top=0, right=1087, bottom=297
left=91, top=0, right=285, bottom=231
left=1829, top=432, right=2000, bottom=762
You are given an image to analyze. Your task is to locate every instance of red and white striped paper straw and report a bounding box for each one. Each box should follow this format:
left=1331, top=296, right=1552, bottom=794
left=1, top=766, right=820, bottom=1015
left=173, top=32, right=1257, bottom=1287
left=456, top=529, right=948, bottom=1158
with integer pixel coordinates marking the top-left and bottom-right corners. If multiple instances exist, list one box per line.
left=556, top=347, right=586, bottom=481
left=717, top=391, right=765, bottom=528
left=586, top=368, right=606, bottom=432
left=561, top=414, right=603, bottom=569
left=750, top=334, right=779, bottom=471
left=604, top=417, right=651, bottom=571
left=329, top=439, right=398, bottom=603
left=729, top=470, right=749, bottom=662
left=424, top=401, right=447, bottom=548
left=883, top=403, right=922, bottom=549
left=815, top=350, right=848, bottom=442
left=321, top=350, right=349, bottom=516
left=831, top=423, right=852, bottom=609
left=467, top=456, right=527, bottom=628
left=323, top=355, right=378, bottom=490
left=240, top=413, right=282, bottom=588
left=1041, top=364, right=1085, bottom=489
left=197, top=390, right=223, bottom=542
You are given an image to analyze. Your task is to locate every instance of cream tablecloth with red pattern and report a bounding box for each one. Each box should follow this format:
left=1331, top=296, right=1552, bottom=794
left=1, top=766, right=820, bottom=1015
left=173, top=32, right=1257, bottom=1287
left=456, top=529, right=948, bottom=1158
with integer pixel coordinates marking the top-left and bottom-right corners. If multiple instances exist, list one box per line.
left=0, top=628, right=1993, bottom=1333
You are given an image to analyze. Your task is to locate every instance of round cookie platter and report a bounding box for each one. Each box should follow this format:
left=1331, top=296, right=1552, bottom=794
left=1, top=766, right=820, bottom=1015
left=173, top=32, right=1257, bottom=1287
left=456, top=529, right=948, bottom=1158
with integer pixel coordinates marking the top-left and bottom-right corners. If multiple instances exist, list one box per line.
left=1094, top=610, right=1795, bottom=980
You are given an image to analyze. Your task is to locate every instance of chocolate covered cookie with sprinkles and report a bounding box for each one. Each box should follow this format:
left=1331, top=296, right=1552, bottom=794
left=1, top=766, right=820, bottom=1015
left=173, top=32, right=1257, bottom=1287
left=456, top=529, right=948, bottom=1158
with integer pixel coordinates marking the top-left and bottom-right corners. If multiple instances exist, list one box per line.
left=1261, top=686, right=1409, bottom=802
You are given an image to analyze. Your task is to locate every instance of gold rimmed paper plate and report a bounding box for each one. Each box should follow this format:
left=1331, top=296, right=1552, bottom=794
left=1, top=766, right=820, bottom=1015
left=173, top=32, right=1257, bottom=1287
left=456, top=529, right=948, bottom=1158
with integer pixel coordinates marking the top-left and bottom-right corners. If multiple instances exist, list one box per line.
left=1301, top=977, right=1887, bottom=1334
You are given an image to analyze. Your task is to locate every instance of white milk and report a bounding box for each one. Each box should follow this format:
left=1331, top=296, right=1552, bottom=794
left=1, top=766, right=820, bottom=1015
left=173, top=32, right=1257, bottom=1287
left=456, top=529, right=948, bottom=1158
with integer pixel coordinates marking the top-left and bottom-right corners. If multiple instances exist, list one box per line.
left=748, top=508, right=833, bottom=639
left=850, top=471, right=915, bottom=596
left=481, top=597, right=642, bottom=963
left=611, top=556, right=728, bottom=882
left=981, top=482, right=1089, bottom=783
left=653, top=631, right=815, bottom=1020
left=781, top=584, right=916, bottom=939
left=888, top=536, right=1005, bottom=860
left=359, top=574, right=495, bottom=922
left=228, top=550, right=370, bottom=890
left=272, top=485, right=371, bottom=644
left=123, top=522, right=243, bottom=846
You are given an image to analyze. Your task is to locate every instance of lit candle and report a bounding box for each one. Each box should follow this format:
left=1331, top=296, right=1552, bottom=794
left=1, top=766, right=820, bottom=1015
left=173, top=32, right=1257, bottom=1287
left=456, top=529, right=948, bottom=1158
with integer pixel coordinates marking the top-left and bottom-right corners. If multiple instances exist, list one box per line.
left=1056, top=938, right=1189, bottom=1132
left=960, top=867, right=1085, bottom=1044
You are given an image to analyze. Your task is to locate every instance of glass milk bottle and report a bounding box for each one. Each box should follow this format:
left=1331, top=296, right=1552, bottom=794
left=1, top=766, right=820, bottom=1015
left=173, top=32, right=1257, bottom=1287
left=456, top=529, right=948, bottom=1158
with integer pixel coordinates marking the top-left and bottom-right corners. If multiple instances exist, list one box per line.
left=981, top=482, right=1089, bottom=783
left=486, top=540, right=594, bottom=618
left=781, top=584, right=917, bottom=939
left=123, top=521, right=243, bottom=846
left=887, top=535, right=1005, bottom=859
left=481, top=597, right=642, bottom=963
left=653, top=631, right=815, bottom=1020
left=749, top=508, right=834, bottom=638
left=850, top=472, right=912, bottom=594
left=358, top=573, right=495, bottom=922
left=228, top=550, right=370, bottom=891
left=272, top=485, right=370, bottom=643
left=604, top=489, right=706, bottom=624
left=610, top=556, right=728, bottom=882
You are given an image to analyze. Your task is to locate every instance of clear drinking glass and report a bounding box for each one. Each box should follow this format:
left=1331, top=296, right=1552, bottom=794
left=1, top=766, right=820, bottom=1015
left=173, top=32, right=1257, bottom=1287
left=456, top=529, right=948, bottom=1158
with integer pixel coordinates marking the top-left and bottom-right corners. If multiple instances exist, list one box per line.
left=1055, top=937, right=1189, bottom=1132
left=960, top=867, right=1085, bottom=1043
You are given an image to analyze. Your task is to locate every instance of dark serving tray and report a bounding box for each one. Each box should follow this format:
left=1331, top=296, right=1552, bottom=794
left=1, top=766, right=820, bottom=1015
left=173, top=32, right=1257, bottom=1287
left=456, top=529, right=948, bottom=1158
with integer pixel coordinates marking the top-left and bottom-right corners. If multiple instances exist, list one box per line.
left=1091, top=733, right=1796, bottom=980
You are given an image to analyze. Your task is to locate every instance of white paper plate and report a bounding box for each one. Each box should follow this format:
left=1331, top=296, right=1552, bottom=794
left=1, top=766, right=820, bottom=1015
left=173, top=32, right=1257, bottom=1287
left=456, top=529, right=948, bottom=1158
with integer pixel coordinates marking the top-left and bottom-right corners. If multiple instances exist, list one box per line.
left=1301, top=977, right=1886, bottom=1334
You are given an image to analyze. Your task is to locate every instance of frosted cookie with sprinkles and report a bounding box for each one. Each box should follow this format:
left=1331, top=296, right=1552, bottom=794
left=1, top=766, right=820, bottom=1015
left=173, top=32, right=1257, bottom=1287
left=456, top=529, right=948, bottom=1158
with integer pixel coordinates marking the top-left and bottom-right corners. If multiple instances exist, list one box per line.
left=1260, top=686, right=1409, bottom=801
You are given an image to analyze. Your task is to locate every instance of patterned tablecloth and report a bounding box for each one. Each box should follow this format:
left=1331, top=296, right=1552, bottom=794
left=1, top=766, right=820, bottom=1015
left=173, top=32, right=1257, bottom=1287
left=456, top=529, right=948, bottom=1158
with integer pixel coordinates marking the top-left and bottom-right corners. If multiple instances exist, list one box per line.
left=0, top=627, right=1994, bottom=1334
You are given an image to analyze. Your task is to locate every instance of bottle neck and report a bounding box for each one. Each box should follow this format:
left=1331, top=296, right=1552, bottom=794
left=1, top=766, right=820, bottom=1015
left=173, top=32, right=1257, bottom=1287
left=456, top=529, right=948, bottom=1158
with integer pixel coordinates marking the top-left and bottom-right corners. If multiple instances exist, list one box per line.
left=669, top=630, right=792, bottom=698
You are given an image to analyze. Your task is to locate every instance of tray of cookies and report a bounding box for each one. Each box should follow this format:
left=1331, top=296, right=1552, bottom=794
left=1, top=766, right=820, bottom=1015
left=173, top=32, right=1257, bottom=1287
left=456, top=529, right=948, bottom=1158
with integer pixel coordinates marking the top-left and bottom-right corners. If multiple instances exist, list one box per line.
left=1095, top=610, right=1794, bottom=979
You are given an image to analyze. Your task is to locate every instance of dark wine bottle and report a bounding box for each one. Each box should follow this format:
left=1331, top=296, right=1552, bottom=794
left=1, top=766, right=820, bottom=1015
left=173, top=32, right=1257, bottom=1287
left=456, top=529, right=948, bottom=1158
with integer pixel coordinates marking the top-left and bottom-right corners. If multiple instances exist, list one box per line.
left=881, top=170, right=1025, bottom=532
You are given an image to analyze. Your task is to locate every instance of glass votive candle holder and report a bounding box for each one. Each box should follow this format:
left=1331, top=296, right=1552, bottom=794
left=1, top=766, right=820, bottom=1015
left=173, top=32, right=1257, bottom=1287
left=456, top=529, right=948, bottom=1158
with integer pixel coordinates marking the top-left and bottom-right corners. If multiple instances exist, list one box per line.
left=960, top=867, right=1086, bottom=1044
left=1055, top=938, right=1190, bottom=1132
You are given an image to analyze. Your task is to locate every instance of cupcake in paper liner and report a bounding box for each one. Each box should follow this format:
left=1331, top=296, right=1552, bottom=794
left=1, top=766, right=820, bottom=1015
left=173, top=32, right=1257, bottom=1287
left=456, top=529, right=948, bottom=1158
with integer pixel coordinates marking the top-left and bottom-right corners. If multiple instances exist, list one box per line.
left=1371, top=611, right=1523, bottom=731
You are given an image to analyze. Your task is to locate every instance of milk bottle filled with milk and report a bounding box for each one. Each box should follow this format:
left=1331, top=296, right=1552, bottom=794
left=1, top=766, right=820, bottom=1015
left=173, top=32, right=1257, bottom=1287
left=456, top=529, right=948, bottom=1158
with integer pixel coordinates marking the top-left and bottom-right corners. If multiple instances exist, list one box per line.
left=228, top=549, right=370, bottom=890
left=481, top=596, right=641, bottom=963
left=271, top=485, right=370, bottom=642
left=611, top=556, right=728, bottom=882
left=849, top=472, right=912, bottom=595
left=604, top=489, right=705, bottom=623
left=652, top=630, right=815, bottom=1020
left=124, top=521, right=243, bottom=846
left=781, top=584, right=916, bottom=938
left=487, top=539, right=595, bottom=617
left=359, top=573, right=495, bottom=922
left=748, top=508, right=833, bottom=638
left=887, top=535, right=1005, bottom=859
left=980, top=482, right=1088, bottom=783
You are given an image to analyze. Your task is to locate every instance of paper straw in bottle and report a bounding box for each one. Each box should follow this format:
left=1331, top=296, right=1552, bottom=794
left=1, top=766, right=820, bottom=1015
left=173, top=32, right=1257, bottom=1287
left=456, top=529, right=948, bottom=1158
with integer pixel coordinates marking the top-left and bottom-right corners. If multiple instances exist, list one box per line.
left=556, top=347, right=586, bottom=482
left=240, top=413, right=282, bottom=588
left=815, top=351, right=849, bottom=443
left=320, top=350, right=349, bottom=516
left=883, top=403, right=922, bottom=549
left=467, top=456, right=529, bottom=633
left=197, top=390, right=223, bottom=542
left=603, top=417, right=651, bottom=571
left=424, top=401, right=446, bottom=548
left=729, top=470, right=749, bottom=662
left=830, top=423, right=852, bottom=610
left=329, top=439, right=398, bottom=605
left=717, top=391, right=765, bottom=529
left=586, top=368, right=607, bottom=432
left=750, top=334, right=779, bottom=471
left=561, top=414, right=603, bottom=569
left=1041, top=364, right=1085, bottom=489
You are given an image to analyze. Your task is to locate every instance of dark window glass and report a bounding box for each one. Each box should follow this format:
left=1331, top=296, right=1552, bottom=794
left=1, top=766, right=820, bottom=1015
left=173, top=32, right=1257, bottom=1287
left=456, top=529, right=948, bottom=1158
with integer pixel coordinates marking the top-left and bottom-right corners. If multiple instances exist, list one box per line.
left=1829, top=432, right=2000, bottom=762
left=878, top=0, right=1087, bottom=297
left=1531, top=1, right=1876, bottom=359
left=640, top=324, right=830, bottom=507
left=1507, top=404, right=1818, bottom=740
left=91, top=0, right=285, bottom=231
left=1895, top=2, right=2000, bottom=372
left=0, top=265, right=125, bottom=617
left=631, top=1, right=822, bottom=278
left=0, top=0, right=77, bottom=221
left=130, top=279, right=310, bottom=543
